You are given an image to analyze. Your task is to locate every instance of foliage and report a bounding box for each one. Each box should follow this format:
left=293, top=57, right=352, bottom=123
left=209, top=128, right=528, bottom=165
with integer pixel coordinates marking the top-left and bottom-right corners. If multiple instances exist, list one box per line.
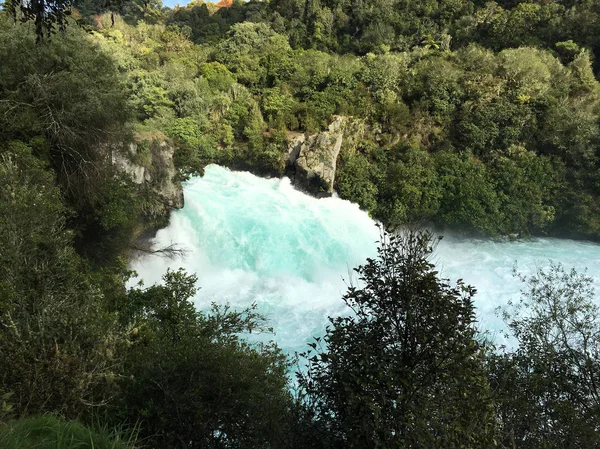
left=0, top=17, right=139, bottom=262
left=117, top=269, right=294, bottom=449
left=298, top=230, right=495, bottom=448
left=33, top=8, right=596, bottom=240
left=214, top=22, right=293, bottom=87
left=335, top=148, right=379, bottom=214
left=0, top=17, right=130, bottom=180
left=490, top=264, right=600, bottom=448
left=4, top=3, right=600, bottom=449
left=5, top=0, right=73, bottom=42
left=434, top=151, right=501, bottom=235
left=0, top=415, right=135, bottom=449
left=0, top=142, right=125, bottom=418
left=0, top=391, right=15, bottom=423
left=489, top=146, right=558, bottom=235
left=376, top=146, right=442, bottom=228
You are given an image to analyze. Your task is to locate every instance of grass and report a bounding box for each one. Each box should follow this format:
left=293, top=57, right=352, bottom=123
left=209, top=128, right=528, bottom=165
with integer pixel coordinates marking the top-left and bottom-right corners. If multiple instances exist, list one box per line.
left=0, top=415, right=136, bottom=449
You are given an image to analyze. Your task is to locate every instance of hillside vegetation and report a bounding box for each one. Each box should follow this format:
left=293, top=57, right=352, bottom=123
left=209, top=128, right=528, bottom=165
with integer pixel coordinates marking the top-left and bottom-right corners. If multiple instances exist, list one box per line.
left=2, top=1, right=600, bottom=448
left=59, top=1, right=600, bottom=238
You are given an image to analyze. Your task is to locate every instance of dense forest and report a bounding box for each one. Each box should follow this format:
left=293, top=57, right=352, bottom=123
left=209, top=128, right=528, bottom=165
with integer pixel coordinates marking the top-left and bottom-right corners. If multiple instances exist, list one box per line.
left=2, top=0, right=600, bottom=447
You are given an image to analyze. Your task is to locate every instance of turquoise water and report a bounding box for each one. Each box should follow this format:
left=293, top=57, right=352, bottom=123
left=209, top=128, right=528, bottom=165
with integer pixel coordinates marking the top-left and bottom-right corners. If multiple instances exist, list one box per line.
left=131, top=165, right=600, bottom=353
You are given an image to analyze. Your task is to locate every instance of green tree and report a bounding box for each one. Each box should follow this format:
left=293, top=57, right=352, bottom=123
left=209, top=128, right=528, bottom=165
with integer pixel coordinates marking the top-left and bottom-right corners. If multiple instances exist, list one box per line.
left=488, top=145, right=559, bottom=235
left=5, top=0, right=73, bottom=42
left=376, top=146, right=442, bottom=228
left=434, top=151, right=502, bottom=235
left=490, top=264, right=600, bottom=448
left=335, top=148, right=379, bottom=214
left=0, top=18, right=135, bottom=261
left=0, top=142, right=124, bottom=418
left=119, top=269, right=294, bottom=449
left=299, top=230, right=495, bottom=449
left=214, top=22, right=293, bottom=87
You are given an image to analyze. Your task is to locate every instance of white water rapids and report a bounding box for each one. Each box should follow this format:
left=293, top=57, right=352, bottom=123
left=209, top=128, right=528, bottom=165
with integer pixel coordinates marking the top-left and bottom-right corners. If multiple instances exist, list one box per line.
left=131, top=165, right=600, bottom=353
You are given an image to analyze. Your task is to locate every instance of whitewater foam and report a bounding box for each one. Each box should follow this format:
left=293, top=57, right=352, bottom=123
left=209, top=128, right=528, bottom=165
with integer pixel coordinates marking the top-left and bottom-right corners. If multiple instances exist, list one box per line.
left=130, top=165, right=600, bottom=354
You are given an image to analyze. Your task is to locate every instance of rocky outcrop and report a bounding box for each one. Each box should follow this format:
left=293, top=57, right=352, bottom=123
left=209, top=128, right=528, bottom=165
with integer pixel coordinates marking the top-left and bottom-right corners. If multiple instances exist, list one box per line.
left=113, top=146, right=148, bottom=185
left=112, top=139, right=184, bottom=217
left=285, top=116, right=346, bottom=197
left=147, top=141, right=185, bottom=210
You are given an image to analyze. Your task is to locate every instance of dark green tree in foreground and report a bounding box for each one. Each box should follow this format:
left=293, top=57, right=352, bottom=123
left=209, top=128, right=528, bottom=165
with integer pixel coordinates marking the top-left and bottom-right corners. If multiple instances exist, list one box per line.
left=5, top=0, right=128, bottom=42
left=490, top=264, right=600, bottom=449
left=298, top=230, right=496, bottom=449
left=118, top=269, right=294, bottom=449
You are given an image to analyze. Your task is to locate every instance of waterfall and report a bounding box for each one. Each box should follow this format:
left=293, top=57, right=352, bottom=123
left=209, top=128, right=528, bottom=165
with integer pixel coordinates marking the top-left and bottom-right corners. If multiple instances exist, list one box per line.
left=131, top=165, right=600, bottom=353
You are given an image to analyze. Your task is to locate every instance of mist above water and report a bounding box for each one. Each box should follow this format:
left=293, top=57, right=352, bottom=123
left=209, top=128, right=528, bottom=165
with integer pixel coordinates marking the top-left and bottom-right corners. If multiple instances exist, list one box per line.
left=131, top=165, right=600, bottom=353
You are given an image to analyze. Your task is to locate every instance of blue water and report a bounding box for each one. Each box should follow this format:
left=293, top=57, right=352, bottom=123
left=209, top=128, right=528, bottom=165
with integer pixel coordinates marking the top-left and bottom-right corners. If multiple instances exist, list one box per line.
left=131, top=165, right=600, bottom=353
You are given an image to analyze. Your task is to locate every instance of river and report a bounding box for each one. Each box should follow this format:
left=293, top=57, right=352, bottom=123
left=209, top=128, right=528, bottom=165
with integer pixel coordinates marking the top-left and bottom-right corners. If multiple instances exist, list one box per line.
left=130, top=165, right=600, bottom=353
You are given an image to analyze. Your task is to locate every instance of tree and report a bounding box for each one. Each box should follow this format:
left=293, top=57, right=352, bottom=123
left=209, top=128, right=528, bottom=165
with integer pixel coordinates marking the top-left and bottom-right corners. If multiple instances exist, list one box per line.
left=376, top=146, right=442, bottom=228
left=298, top=230, right=496, bottom=449
left=0, top=18, right=138, bottom=262
left=0, top=17, right=130, bottom=168
left=118, top=269, right=295, bottom=449
left=0, top=142, right=125, bottom=418
left=335, top=148, right=379, bottom=215
left=6, top=0, right=74, bottom=42
left=490, top=264, right=600, bottom=449
left=489, top=145, right=558, bottom=235
left=214, top=22, right=293, bottom=87
left=434, top=151, right=502, bottom=235
left=6, top=0, right=144, bottom=42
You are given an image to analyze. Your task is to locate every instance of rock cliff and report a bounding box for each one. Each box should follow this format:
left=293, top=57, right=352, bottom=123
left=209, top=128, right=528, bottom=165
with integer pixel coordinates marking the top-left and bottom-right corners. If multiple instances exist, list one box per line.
left=112, top=138, right=184, bottom=220
left=286, top=116, right=346, bottom=197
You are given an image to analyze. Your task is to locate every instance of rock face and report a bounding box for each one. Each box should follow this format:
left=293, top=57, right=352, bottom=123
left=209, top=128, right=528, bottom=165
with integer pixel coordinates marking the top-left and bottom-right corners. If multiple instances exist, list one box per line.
left=112, top=140, right=184, bottom=216
left=286, top=116, right=346, bottom=197
left=147, top=141, right=185, bottom=211
left=113, top=146, right=148, bottom=185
